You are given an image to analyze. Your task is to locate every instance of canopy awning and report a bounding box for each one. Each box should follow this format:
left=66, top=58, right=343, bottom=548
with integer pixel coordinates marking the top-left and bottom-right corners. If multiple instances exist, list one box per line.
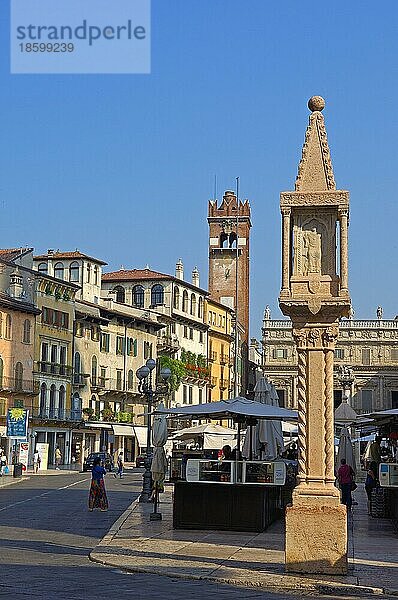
left=84, top=422, right=112, bottom=430
left=155, top=397, right=297, bottom=421
left=133, top=426, right=148, bottom=448
left=112, top=424, right=135, bottom=437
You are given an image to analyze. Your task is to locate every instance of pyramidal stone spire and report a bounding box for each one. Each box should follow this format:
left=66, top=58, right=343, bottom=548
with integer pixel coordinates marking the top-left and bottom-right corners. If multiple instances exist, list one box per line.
left=295, top=96, right=336, bottom=192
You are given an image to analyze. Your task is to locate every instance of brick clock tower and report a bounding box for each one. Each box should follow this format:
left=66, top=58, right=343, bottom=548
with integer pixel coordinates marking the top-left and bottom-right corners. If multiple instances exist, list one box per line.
left=208, top=190, right=252, bottom=394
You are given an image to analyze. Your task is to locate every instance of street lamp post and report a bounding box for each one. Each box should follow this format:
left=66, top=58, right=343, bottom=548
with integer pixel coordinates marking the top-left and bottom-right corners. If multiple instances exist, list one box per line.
left=136, top=358, right=171, bottom=503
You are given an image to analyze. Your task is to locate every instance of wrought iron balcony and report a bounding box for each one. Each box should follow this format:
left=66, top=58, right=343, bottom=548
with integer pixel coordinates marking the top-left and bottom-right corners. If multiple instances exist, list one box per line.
left=37, top=362, right=73, bottom=377
left=208, top=351, right=217, bottom=362
left=31, top=406, right=82, bottom=421
left=219, top=378, right=228, bottom=390
left=220, top=354, right=229, bottom=365
left=0, top=377, right=39, bottom=395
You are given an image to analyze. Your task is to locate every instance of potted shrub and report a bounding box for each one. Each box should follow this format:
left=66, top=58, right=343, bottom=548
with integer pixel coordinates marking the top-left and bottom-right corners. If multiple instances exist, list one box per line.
left=82, top=407, right=94, bottom=421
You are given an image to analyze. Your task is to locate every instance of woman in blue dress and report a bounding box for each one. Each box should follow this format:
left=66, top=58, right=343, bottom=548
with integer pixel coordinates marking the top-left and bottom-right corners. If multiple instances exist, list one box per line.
left=88, top=457, right=109, bottom=511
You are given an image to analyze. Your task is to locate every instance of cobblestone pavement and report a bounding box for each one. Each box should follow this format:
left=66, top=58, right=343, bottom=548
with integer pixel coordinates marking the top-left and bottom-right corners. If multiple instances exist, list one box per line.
left=0, top=473, right=394, bottom=599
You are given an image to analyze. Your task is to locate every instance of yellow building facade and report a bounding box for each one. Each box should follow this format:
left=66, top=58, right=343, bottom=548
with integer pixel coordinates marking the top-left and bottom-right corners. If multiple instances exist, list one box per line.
left=205, top=298, right=234, bottom=403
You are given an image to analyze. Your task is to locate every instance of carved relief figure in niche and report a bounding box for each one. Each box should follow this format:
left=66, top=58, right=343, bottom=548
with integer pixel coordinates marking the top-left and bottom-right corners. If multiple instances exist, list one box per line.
left=303, top=228, right=321, bottom=275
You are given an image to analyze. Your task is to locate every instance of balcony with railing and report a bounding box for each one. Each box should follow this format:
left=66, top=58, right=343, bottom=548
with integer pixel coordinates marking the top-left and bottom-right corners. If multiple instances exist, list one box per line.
left=157, top=333, right=180, bottom=353
left=37, top=362, right=73, bottom=377
left=73, top=373, right=88, bottom=387
left=220, top=354, right=229, bottom=365
left=219, top=378, right=228, bottom=390
left=209, top=377, right=217, bottom=388
left=31, top=406, right=82, bottom=421
left=208, top=351, right=217, bottom=363
left=0, top=377, right=39, bottom=395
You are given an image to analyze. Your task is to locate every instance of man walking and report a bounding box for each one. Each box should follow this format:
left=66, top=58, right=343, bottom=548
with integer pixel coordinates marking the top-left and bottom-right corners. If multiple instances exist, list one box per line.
left=54, top=446, right=62, bottom=470
left=114, top=452, right=124, bottom=479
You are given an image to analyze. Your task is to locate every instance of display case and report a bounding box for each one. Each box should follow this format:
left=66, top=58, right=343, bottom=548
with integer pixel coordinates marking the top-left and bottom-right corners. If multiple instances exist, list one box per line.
left=242, top=461, right=286, bottom=485
left=186, top=459, right=236, bottom=483
left=379, top=463, right=398, bottom=488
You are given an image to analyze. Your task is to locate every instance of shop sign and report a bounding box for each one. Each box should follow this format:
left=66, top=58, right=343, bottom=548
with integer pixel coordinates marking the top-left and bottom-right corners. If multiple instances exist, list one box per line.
left=6, top=408, right=29, bottom=439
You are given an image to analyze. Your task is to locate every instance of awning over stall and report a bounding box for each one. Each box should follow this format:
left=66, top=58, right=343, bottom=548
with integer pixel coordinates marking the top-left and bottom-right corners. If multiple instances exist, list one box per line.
left=112, top=424, right=135, bottom=437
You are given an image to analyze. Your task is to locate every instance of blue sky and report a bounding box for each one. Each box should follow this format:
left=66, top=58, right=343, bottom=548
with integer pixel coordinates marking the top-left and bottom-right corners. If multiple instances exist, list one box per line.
left=1, top=1, right=398, bottom=337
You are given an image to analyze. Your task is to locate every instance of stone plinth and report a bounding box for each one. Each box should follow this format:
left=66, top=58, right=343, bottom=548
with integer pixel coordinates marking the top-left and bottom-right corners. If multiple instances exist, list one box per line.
left=285, top=500, right=347, bottom=574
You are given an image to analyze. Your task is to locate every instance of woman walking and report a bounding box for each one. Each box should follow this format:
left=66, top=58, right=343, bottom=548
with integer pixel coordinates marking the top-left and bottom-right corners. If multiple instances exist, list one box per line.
left=88, top=457, right=109, bottom=512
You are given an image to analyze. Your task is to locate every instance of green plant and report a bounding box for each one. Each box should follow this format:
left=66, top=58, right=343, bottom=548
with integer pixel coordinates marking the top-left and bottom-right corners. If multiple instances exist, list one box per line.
left=115, top=411, right=133, bottom=423
left=82, top=407, right=94, bottom=418
left=159, top=355, right=186, bottom=392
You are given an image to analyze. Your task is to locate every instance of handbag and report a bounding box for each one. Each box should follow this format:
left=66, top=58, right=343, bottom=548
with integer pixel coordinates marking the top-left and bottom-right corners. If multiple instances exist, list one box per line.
left=351, top=481, right=357, bottom=491
left=4, top=466, right=9, bottom=474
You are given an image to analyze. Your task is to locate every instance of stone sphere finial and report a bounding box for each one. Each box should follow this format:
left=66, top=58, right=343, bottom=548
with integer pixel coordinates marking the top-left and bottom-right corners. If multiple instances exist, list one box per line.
left=308, top=96, right=325, bottom=112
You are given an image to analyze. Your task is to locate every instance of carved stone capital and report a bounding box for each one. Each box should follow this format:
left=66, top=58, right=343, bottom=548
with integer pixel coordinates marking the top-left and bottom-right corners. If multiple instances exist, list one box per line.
left=281, top=207, right=291, bottom=217
left=322, top=326, right=339, bottom=348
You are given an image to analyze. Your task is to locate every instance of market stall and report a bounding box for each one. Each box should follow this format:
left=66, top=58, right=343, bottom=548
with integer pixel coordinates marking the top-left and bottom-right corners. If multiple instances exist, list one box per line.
left=156, top=396, right=298, bottom=532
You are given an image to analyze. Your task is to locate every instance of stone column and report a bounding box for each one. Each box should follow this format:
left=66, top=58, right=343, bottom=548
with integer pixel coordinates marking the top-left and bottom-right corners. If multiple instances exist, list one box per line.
left=339, top=209, right=349, bottom=293
left=281, top=208, right=291, bottom=295
left=285, top=322, right=348, bottom=574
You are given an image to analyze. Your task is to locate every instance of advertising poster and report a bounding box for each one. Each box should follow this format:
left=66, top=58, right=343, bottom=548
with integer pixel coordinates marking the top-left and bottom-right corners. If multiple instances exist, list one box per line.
left=6, top=408, right=29, bottom=439
left=35, top=443, right=49, bottom=470
left=18, top=441, right=29, bottom=471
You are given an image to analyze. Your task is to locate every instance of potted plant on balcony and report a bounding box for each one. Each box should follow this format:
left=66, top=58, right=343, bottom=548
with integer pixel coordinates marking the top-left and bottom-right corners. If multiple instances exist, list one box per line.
left=82, top=407, right=94, bottom=421
left=101, top=406, right=115, bottom=422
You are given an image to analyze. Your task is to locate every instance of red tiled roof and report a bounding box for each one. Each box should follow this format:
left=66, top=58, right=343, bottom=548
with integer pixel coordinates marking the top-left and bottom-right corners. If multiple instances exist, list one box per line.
left=34, top=251, right=107, bottom=265
left=102, top=269, right=170, bottom=282
left=0, top=247, right=33, bottom=262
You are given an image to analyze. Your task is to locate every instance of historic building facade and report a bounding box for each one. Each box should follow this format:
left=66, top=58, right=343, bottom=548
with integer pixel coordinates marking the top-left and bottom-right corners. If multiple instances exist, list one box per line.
left=205, top=298, right=234, bottom=402
left=262, top=311, right=398, bottom=414
left=0, top=249, right=40, bottom=458
left=101, top=262, right=208, bottom=408
left=33, top=271, right=78, bottom=465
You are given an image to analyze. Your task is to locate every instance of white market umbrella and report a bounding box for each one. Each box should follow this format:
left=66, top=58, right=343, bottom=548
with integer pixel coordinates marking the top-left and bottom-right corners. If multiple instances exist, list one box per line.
left=336, top=426, right=356, bottom=473
left=242, top=378, right=285, bottom=460
left=151, top=402, right=168, bottom=488
left=171, top=423, right=237, bottom=450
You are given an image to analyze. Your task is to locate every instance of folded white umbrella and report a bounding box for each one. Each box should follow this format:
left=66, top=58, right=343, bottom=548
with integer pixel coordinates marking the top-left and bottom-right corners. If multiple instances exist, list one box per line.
left=151, top=402, right=168, bottom=487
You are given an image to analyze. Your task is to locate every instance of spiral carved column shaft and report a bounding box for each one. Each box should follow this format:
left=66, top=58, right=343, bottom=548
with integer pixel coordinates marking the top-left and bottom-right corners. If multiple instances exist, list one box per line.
left=324, top=348, right=335, bottom=483
left=296, top=348, right=307, bottom=484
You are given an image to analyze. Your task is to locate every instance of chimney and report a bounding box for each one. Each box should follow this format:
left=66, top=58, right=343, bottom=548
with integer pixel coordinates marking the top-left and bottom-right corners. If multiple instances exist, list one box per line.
left=175, top=259, right=184, bottom=280
left=192, top=267, right=199, bottom=287
left=10, top=268, right=23, bottom=299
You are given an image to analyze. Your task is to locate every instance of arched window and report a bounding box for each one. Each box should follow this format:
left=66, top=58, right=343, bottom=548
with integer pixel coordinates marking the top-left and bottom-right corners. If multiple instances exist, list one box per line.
left=5, top=315, right=11, bottom=339
left=38, top=262, right=48, bottom=274
left=198, top=297, right=203, bottom=319
left=182, top=290, right=188, bottom=312
left=220, top=233, right=229, bottom=248
left=49, top=384, right=56, bottom=418
left=86, top=263, right=91, bottom=283
left=128, top=369, right=134, bottom=389
left=151, top=284, right=164, bottom=306
left=40, top=383, right=47, bottom=416
left=23, top=319, right=31, bottom=344
left=74, top=352, right=81, bottom=384
left=59, top=386, right=66, bottom=418
left=114, top=286, right=125, bottom=304
left=15, top=362, right=23, bottom=390
left=132, top=285, right=145, bottom=308
left=229, top=232, right=237, bottom=248
left=173, top=287, right=180, bottom=310
left=72, top=392, right=82, bottom=420
left=91, top=355, right=97, bottom=386
left=190, top=294, right=196, bottom=316
left=54, top=262, right=64, bottom=280
left=94, top=265, right=99, bottom=285
left=69, top=262, right=80, bottom=282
